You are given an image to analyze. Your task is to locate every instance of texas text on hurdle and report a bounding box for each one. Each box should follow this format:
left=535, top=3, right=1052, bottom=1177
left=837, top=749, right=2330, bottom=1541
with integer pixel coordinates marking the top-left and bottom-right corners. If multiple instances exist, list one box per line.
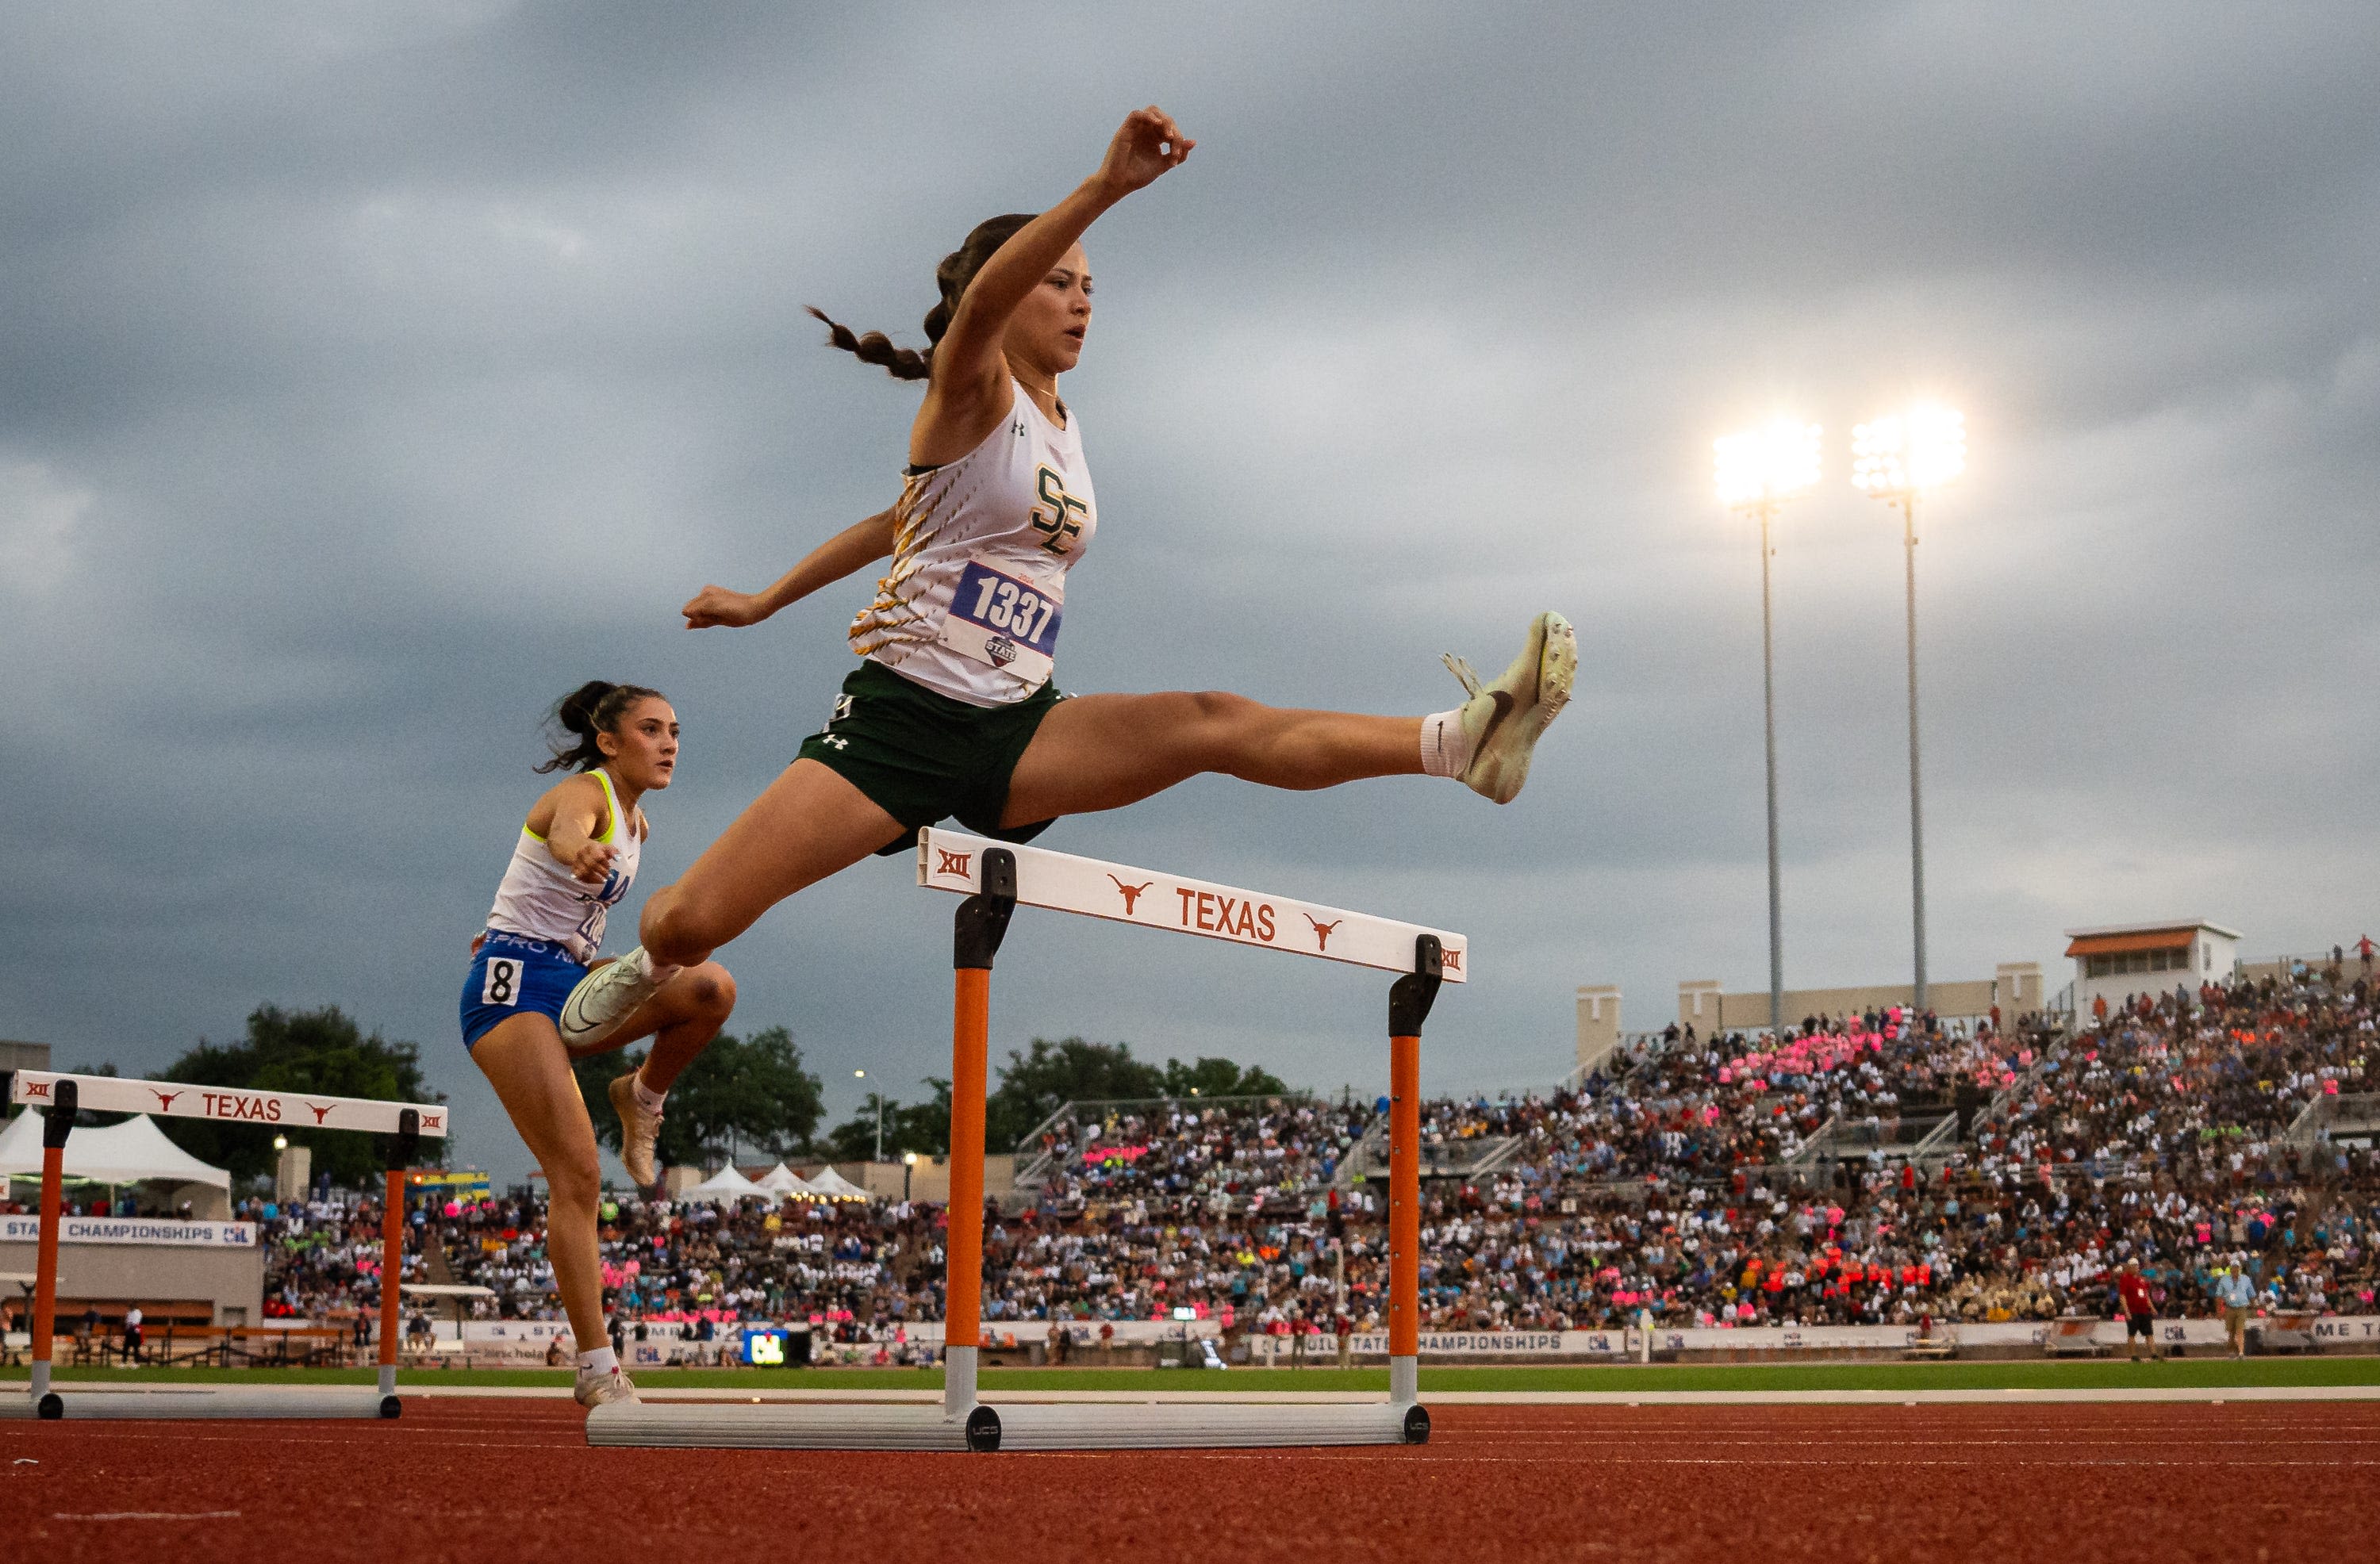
left=587, top=831, right=1463, bottom=1451
left=9, top=1070, right=450, bottom=1139
left=913, top=828, right=1468, bottom=983
left=2, top=1071, right=446, bottom=1422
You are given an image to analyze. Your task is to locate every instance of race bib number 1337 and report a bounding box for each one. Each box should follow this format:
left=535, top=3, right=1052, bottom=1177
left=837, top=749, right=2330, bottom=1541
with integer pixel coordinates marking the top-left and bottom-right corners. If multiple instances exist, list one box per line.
left=940, top=556, right=1061, bottom=685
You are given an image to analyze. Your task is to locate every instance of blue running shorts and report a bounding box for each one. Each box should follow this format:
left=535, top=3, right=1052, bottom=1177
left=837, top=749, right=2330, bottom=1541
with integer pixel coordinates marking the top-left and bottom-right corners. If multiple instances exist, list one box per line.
left=459, top=930, right=590, bottom=1050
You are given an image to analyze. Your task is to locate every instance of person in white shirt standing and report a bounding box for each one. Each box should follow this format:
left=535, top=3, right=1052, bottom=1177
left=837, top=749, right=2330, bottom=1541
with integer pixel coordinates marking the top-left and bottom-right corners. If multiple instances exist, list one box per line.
left=559, top=106, right=1577, bottom=1045
left=2211, top=1265, right=2256, bottom=1359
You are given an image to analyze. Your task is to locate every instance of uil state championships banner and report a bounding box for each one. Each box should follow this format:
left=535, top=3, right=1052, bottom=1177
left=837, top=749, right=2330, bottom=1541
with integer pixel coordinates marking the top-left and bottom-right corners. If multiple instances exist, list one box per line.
left=0, top=1215, right=259, bottom=1248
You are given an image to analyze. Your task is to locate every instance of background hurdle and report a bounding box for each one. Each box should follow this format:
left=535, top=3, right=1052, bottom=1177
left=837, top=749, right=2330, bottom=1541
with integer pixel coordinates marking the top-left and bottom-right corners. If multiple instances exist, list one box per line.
left=3, top=1069, right=447, bottom=1421
left=589, top=829, right=1464, bottom=1452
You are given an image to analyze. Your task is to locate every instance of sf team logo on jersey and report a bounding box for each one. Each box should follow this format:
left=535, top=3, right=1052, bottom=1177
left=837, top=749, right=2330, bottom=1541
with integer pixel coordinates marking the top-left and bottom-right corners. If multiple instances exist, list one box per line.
left=939, top=554, right=1062, bottom=684
left=1028, top=466, right=1088, bottom=556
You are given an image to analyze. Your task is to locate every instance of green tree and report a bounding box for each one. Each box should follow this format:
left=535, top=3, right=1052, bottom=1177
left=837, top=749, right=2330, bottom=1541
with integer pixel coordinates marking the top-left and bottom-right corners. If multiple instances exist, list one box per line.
left=159, top=1006, right=444, bottom=1187
left=1161, top=1056, right=1290, bottom=1098
left=575, top=1025, right=823, bottom=1173
left=766, top=1040, right=1296, bottom=1163
left=985, top=1037, right=1165, bottom=1151
left=821, top=1079, right=953, bottom=1163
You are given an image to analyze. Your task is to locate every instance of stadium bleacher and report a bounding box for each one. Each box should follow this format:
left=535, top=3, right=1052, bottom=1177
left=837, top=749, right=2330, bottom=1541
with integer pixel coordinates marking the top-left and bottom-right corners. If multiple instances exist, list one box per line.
left=170, top=966, right=2374, bottom=1344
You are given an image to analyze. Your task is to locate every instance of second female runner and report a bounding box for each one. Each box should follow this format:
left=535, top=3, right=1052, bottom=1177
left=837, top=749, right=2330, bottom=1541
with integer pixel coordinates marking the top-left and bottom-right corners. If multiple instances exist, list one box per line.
left=462, top=681, right=737, bottom=1406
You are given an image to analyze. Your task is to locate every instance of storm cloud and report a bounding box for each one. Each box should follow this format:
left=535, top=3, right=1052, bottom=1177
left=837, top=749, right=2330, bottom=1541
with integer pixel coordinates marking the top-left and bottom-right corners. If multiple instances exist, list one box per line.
left=5, top=2, right=2374, bottom=1179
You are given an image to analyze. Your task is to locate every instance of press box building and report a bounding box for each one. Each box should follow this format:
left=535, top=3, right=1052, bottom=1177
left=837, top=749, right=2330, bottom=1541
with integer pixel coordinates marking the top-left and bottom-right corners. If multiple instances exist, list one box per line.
left=2063, top=919, right=2240, bottom=1017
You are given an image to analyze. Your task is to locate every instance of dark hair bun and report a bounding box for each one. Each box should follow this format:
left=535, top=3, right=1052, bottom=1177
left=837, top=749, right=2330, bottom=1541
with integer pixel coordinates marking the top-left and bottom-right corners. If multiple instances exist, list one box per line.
left=538, top=682, right=663, bottom=773
left=554, top=680, right=619, bottom=738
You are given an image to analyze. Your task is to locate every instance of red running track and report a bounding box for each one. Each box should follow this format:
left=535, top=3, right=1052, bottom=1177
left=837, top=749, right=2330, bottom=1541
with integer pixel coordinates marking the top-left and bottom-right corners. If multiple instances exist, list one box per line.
left=4, top=1400, right=2375, bottom=1564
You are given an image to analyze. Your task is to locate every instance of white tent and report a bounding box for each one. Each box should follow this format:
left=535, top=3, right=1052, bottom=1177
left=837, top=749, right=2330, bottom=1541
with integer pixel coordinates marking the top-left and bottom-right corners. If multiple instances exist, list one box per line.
left=679, top=1164, right=765, bottom=1204
left=0, top=1109, right=232, bottom=1190
left=804, top=1165, right=873, bottom=1202
left=751, top=1163, right=813, bottom=1197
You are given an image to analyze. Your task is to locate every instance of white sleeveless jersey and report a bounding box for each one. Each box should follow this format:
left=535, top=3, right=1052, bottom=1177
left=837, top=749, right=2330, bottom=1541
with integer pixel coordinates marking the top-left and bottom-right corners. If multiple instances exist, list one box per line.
left=848, top=382, right=1096, bottom=707
left=483, top=769, right=641, bottom=964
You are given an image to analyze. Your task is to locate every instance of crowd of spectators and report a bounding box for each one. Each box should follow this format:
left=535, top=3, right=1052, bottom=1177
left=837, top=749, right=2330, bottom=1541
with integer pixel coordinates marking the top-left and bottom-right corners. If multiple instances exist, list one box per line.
left=247, top=966, right=2378, bottom=1340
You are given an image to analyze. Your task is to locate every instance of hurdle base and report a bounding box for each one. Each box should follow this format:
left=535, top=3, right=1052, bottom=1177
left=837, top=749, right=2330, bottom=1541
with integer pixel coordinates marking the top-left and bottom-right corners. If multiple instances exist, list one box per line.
left=583, top=1398, right=1426, bottom=1451
left=989, top=1400, right=1427, bottom=1450
left=587, top=1399, right=997, bottom=1451
left=16, top=1387, right=399, bottom=1421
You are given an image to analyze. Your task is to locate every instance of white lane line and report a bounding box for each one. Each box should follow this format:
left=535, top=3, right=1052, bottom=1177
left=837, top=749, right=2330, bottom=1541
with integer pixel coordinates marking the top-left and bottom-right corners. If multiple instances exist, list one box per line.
left=54, top=1510, right=244, bottom=1520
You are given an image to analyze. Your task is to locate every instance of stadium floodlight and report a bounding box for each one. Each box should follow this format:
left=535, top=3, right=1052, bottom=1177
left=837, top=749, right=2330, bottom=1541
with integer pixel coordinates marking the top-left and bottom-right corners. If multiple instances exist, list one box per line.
left=1851, top=403, right=1965, bottom=497
left=1712, top=417, right=1820, bottom=1039
left=1714, top=418, right=1822, bottom=509
left=1851, top=401, right=1966, bottom=1011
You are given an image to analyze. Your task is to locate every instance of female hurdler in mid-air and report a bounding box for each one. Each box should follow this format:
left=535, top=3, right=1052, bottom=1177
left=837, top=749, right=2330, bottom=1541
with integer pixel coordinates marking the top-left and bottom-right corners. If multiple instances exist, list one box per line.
left=558, top=105, right=1574, bottom=1047
left=461, top=682, right=737, bottom=1407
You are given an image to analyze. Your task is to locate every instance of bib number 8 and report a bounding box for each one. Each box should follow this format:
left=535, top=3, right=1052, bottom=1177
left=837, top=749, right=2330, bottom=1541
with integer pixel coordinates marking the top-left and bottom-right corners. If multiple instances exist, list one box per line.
left=482, top=957, right=522, bottom=1007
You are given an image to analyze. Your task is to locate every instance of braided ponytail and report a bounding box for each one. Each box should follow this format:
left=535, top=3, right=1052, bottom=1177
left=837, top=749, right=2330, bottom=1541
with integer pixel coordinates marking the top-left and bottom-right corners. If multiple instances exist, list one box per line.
left=810, top=213, right=1038, bottom=382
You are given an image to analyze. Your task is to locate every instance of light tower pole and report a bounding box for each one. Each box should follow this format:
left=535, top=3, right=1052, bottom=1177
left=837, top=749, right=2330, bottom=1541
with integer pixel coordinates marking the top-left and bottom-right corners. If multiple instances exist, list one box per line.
left=1715, top=419, right=1821, bottom=1039
left=1852, top=404, right=1966, bottom=1014
left=854, top=1068, right=883, bottom=1162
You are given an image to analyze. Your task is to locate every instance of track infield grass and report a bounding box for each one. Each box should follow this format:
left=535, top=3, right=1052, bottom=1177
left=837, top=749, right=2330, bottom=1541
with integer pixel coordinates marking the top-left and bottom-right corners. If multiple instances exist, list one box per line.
left=6, top=1356, right=2378, bottom=1393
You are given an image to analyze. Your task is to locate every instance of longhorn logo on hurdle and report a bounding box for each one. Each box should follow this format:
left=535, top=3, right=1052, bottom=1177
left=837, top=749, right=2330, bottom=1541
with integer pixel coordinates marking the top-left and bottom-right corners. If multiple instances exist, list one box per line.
left=1106, top=873, right=1153, bottom=914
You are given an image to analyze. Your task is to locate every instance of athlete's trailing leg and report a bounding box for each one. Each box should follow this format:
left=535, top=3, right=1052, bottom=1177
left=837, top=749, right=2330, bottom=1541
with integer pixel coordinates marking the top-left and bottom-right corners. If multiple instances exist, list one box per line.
left=638, top=758, right=906, bottom=971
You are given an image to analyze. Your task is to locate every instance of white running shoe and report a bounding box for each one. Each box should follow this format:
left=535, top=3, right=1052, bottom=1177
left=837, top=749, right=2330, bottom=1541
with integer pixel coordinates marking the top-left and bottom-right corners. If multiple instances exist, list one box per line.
left=557, top=949, right=673, bottom=1052
left=609, top=1071, right=662, bottom=1190
left=574, top=1363, right=639, bottom=1408
left=1441, top=610, right=1577, bottom=805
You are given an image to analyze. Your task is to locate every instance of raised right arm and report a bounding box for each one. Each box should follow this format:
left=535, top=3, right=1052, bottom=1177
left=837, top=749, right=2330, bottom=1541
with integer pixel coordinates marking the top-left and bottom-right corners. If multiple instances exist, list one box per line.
left=912, top=106, right=1193, bottom=459
left=681, top=507, right=898, bottom=630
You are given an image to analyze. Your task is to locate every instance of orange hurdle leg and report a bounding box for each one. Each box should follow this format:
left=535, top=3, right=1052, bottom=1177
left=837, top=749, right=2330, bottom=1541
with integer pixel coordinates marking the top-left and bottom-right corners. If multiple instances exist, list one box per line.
left=377, top=1109, right=420, bottom=1402
left=944, top=967, right=989, bottom=1415
left=29, top=1079, right=76, bottom=1415
left=379, top=1165, right=405, bottom=1394
left=1386, top=937, right=1442, bottom=1408
left=944, top=849, right=1016, bottom=1420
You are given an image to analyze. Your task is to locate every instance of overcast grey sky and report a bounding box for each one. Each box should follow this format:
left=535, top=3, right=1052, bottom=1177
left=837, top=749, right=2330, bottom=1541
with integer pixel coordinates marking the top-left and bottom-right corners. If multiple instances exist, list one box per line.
left=5, top=3, right=2374, bottom=1183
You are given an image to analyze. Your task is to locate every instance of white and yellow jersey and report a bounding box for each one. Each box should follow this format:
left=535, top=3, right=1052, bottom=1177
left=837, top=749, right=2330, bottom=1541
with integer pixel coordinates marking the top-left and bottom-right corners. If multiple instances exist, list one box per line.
left=483, top=768, right=642, bottom=964
left=848, top=381, right=1096, bottom=707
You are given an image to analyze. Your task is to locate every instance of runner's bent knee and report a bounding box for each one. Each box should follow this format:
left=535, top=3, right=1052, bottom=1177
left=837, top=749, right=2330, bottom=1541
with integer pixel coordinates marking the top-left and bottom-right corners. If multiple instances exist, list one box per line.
left=639, top=887, right=728, bottom=968
left=685, top=963, right=737, bottom=1019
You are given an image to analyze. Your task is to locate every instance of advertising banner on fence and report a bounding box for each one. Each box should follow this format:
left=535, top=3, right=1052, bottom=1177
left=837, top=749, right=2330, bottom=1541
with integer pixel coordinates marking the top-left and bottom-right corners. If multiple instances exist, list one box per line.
left=1318, top=1317, right=2380, bottom=1357
left=0, top=1215, right=256, bottom=1248
left=430, top=1314, right=2380, bottom=1367
left=451, top=1319, right=573, bottom=1363
left=1337, top=1330, right=1628, bottom=1358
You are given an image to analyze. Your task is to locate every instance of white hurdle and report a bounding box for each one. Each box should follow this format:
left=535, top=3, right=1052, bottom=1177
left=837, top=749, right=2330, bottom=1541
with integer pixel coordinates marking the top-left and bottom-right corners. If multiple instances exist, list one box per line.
left=2, top=1070, right=448, bottom=1422
left=588, top=827, right=1464, bottom=1452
